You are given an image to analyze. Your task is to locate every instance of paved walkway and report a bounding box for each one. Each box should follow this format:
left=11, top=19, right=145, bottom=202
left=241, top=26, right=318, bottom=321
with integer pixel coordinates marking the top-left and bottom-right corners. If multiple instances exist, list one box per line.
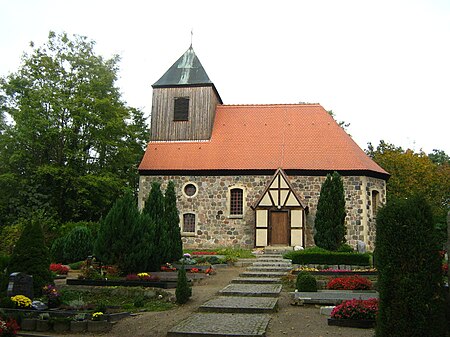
left=167, top=250, right=292, bottom=337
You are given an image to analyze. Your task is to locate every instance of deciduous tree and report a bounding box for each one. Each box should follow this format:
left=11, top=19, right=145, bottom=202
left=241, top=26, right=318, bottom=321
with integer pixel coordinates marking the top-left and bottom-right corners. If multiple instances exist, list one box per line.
left=367, top=141, right=450, bottom=227
left=0, top=31, right=148, bottom=225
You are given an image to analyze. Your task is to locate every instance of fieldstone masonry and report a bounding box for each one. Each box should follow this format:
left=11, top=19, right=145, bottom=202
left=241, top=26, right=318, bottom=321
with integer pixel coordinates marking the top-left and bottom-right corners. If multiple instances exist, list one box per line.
left=139, top=173, right=386, bottom=251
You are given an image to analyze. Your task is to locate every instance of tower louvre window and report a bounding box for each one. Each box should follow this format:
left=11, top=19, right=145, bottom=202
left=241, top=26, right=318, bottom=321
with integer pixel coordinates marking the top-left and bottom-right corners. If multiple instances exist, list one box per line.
left=174, top=97, right=189, bottom=121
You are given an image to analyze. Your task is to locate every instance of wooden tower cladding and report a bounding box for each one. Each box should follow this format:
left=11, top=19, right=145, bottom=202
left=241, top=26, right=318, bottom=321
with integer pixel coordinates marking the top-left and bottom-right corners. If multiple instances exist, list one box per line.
left=150, top=46, right=222, bottom=141
left=150, top=86, right=221, bottom=141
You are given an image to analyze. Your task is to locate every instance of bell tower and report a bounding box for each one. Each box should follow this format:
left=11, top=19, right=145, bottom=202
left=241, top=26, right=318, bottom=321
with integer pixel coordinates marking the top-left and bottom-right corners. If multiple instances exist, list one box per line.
left=150, top=46, right=222, bottom=141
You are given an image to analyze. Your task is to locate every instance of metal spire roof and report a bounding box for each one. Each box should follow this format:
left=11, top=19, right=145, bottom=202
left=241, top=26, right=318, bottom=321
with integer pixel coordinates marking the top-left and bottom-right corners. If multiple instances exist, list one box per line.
left=153, top=46, right=213, bottom=87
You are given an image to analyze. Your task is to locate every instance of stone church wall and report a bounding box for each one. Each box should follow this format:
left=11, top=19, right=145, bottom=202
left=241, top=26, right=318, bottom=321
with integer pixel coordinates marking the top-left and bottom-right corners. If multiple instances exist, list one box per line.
left=138, top=174, right=386, bottom=251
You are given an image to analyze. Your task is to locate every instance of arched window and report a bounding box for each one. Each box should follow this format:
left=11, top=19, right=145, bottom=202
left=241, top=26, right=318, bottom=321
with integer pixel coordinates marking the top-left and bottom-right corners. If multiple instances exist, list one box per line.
left=182, top=213, right=196, bottom=233
left=230, top=188, right=244, bottom=216
left=371, top=190, right=380, bottom=217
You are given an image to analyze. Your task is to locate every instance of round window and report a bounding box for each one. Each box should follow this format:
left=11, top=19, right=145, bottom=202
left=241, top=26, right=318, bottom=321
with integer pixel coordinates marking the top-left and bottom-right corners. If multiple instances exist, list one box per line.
left=184, top=183, right=197, bottom=197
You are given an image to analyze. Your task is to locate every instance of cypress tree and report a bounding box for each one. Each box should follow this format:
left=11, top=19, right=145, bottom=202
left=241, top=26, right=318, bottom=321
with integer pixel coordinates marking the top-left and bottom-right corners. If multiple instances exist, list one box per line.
left=142, top=181, right=168, bottom=266
left=314, top=172, right=347, bottom=251
left=164, top=181, right=183, bottom=262
left=7, top=219, right=53, bottom=296
left=175, top=265, right=192, bottom=304
left=375, top=195, right=446, bottom=337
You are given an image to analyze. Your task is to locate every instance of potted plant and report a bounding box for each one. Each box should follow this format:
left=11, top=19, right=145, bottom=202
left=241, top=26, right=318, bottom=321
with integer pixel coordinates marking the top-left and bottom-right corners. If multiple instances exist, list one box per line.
left=87, top=312, right=112, bottom=332
left=51, top=316, right=71, bottom=332
left=36, top=313, right=51, bottom=332
left=328, top=298, right=378, bottom=328
left=70, top=314, right=87, bottom=333
left=20, top=313, right=37, bottom=331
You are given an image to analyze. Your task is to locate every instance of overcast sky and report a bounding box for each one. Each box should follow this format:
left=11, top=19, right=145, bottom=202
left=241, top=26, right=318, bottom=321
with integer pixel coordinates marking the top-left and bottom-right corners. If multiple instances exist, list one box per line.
left=1, top=0, right=449, bottom=154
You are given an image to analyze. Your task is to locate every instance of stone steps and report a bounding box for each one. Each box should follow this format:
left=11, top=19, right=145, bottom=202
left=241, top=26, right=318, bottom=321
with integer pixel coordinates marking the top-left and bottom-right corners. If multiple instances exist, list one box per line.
left=240, top=270, right=287, bottom=278
left=252, top=262, right=292, bottom=267
left=231, top=277, right=281, bottom=284
left=247, top=266, right=292, bottom=273
left=199, top=296, right=278, bottom=313
left=219, top=283, right=282, bottom=297
left=167, top=313, right=271, bottom=337
left=167, top=248, right=289, bottom=337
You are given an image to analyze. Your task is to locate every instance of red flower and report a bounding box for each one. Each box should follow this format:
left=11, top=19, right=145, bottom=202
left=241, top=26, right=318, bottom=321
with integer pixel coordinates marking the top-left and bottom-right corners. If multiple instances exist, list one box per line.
left=0, top=317, right=20, bottom=336
left=331, top=298, right=378, bottom=320
left=190, top=268, right=199, bottom=273
left=49, top=263, right=70, bottom=275
left=192, top=251, right=217, bottom=255
left=327, top=275, right=372, bottom=290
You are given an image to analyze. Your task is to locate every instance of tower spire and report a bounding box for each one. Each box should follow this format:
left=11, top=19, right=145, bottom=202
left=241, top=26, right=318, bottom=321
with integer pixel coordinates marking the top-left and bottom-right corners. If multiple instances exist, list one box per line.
left=190, top=28, right=193, bottom=47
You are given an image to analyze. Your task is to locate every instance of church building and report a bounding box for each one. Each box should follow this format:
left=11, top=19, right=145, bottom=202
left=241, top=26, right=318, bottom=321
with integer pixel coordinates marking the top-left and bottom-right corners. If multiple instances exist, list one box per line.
left=138, top=46, right=389, bottom=251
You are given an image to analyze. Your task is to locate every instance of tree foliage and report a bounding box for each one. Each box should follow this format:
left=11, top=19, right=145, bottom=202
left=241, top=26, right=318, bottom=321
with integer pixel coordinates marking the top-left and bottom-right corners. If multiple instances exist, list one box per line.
left=375, top=195, right=446, bottom=337
left=7, top=215, right=53, bottom=296
left=367, top=141, right=450, bottom=226
left=0, top=31, right=148, bottom=225
left=314, top=172, right=347, bottom=251
left=328, top=110, right=350, bottom=133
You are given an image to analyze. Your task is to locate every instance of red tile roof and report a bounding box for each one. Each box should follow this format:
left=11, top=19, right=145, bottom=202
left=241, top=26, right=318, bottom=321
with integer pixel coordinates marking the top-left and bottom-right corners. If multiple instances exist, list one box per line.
left=139, top=104, right=388, bottom=176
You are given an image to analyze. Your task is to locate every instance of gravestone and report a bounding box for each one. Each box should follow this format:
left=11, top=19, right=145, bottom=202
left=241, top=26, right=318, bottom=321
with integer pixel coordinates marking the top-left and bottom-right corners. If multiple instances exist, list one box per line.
left=7, top=272, right=34, bottom=299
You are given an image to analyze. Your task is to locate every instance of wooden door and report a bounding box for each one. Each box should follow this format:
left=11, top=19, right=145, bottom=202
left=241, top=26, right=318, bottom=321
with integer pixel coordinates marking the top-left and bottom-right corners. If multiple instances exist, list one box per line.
left=270, top=211, right=289, bottom=245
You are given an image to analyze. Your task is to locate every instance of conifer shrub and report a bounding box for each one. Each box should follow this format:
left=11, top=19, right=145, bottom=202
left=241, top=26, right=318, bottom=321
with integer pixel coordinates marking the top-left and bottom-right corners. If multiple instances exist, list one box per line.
left=95, top=192, right=152, bottom=274
left=51, top=226, right=94, bottom=263
left=62, top=226, right=94, bottom=263
left=7, top=219, right=53, bottom=296
left=375, top=195, right=446, bottom=337
left=50, top=236, right=65, bottom=263
left=296, top=271, right=317, bottom=292
left=175, top=266, right=192, bottom=304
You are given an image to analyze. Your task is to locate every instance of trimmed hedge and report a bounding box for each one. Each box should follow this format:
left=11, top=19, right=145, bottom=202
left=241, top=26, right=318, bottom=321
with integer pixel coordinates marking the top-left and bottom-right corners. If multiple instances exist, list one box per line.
left=284, top=248, right=371, bottom=266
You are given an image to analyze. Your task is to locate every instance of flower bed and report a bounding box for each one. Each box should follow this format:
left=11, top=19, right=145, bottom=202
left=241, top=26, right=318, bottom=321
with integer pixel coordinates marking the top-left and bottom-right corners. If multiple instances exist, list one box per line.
left=326, top=275, right=372, bottom=290
left=126, top=273, right=160, bottom=282
left=50, top=263, right=70, bottom=275
left=328, top=298, right=378, bottom=328
left=0, top=316, right=20, bottom=336
left=192, top=251, right=217, bottom=255
left=67, top=278, right=177, bottom=288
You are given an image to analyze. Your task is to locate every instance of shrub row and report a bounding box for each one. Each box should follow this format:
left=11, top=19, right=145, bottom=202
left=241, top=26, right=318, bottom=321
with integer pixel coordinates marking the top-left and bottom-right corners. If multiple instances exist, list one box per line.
left=284, top=248, right=371, bottom=266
